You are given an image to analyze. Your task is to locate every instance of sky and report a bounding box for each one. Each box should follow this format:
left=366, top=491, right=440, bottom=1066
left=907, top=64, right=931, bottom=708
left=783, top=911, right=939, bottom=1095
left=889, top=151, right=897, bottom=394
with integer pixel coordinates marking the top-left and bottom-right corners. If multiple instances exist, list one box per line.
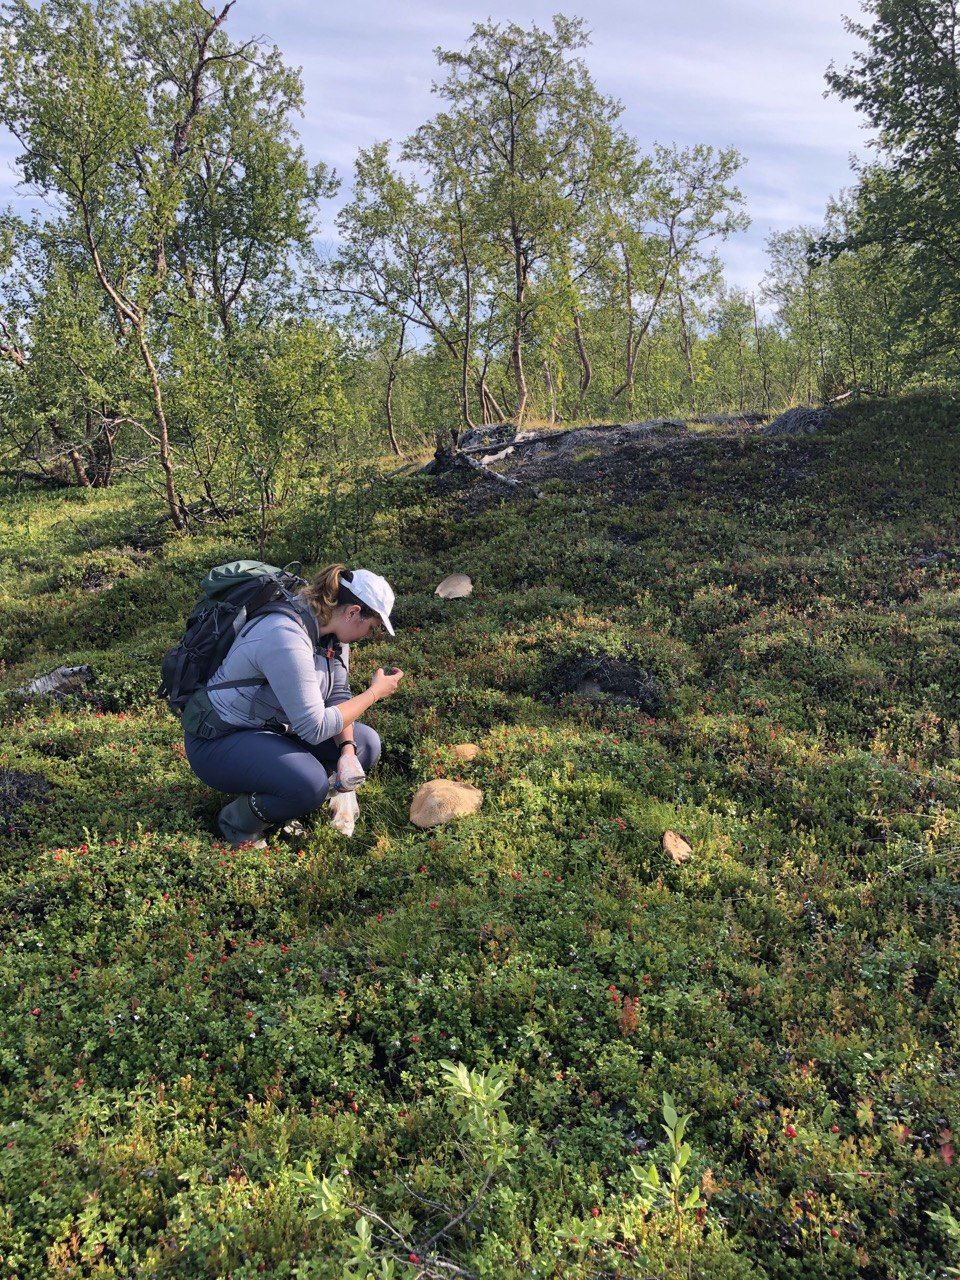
left=0, top=0, right=874, bottom=297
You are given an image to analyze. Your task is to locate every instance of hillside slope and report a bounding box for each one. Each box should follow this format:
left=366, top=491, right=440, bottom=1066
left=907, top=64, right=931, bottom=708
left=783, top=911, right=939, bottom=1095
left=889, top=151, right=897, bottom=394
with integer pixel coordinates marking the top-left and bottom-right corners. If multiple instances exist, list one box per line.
left=1, top=396, right=959, bottom=1278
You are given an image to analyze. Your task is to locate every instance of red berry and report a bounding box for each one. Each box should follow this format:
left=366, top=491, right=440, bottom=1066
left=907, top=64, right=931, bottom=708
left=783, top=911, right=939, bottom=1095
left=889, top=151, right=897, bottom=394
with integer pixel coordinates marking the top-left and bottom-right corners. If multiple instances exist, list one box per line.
left=785, top=1124, right=798, bottom=1138
left=831, top=1124, right=840, bottom=1133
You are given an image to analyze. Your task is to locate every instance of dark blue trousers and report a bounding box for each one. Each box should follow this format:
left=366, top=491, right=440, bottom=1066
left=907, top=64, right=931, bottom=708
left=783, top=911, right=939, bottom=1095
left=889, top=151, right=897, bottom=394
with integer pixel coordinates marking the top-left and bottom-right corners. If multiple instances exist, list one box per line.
left=184, top=722, right=381, bottom=823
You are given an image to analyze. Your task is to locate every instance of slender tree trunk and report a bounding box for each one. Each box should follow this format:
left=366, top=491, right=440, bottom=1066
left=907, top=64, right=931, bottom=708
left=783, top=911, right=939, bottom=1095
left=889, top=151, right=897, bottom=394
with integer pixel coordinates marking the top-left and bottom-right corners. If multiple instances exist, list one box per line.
left=480, top=374, right=509, bottom=424
left=607, top=250, right=671, bottom=412
left=72, top=405, right=93, bottom=486
left=752, top=295, right=771, bottom=411
left=676, top=281, right=694, bottom=395
left=623, top=251, right=636, bottom=415
left=79, top=199, right=185, bottom=529
left=805, top=280, right=815, bottom=406
left=511, top=324, right=527, bottom=424
left=572, top=312, right=592, bottom=416
left=735, top=325, right=746, bottom=412
left=68, top=448, right=90, bottom=487
left=511, top=224, right=528, bottom=424
left=99, top=422, right=116, bottom=487
left=543, top=359, right=557, bottom=425
left=135, top=324, right=185, bottom=532
left=454, top=194, right=476, bottom=431
left=384, top=321, right=406, bottom=457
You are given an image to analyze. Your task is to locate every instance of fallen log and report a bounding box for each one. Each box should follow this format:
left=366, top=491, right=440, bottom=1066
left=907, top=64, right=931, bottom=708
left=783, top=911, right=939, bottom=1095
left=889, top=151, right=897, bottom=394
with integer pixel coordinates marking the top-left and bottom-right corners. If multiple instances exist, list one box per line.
left=13, top=664, right=94, bottom=697
left=457, top=451, right=541, bottom=498
left=826, top=386, right=886, bottom=405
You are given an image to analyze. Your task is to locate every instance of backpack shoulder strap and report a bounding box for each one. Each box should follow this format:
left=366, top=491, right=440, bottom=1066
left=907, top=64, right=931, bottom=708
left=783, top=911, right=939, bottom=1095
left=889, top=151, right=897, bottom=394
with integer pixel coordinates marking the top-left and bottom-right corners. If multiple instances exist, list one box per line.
left=256, top=599, right=321, bottom=648
left=206, top=600, right=317, bottom=693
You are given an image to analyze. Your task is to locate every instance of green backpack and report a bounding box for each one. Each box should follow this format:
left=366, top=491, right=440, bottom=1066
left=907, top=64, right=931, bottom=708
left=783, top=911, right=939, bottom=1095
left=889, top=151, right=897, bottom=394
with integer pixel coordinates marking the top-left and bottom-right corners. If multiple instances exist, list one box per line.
left=158, top=560, right=312, bottom=716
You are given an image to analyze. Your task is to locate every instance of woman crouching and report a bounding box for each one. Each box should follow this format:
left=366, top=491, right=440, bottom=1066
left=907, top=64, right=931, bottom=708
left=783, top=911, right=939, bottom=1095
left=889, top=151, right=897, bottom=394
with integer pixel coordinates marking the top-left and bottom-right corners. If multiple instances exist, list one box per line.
left=182, top=564, right=402, bottom=847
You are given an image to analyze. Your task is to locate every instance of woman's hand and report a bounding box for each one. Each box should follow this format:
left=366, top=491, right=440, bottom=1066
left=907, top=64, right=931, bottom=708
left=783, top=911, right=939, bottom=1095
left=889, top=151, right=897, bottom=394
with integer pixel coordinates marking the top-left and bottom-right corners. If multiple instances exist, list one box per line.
left=337, top=750, right=366, bottom=791
left=369, top=666, right=404, bottom=700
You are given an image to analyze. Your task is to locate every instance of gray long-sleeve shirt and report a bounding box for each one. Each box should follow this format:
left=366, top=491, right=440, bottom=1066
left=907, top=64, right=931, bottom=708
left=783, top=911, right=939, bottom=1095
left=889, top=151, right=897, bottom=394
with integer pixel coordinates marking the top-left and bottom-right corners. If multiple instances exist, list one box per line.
left=205, top=597, right=351, bottom=744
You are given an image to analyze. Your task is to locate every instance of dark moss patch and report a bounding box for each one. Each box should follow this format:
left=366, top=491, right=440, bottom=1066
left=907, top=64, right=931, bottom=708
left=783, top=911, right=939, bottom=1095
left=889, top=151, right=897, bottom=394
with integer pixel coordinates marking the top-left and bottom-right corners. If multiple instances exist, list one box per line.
left=552, top=655, right=664, bottom=715
left=0, top=767, right=52, bottom=839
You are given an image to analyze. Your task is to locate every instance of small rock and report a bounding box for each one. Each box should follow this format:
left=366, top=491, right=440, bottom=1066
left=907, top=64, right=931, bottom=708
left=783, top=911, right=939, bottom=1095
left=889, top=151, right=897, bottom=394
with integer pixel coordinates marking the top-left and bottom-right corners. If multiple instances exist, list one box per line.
left=435, top=573, right=473, bottom=599
left=452, top=743, right=479, bottom=762
left=410, top=779, right=483, bottom=828
left=915, top=551, right=948, bottom=567
left=663, top=830, right=692, bottom=864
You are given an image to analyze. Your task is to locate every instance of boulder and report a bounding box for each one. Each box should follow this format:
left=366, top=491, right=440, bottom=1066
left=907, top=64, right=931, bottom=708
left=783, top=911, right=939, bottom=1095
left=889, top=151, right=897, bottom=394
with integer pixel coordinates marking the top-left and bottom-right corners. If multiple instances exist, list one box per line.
left=410, top=779, right=483, bottom=828
left=763, top=407, right=834, bottom=437
left=452, top=743, right=479, bottom=762
left=663, top=830, right=692, bottom=864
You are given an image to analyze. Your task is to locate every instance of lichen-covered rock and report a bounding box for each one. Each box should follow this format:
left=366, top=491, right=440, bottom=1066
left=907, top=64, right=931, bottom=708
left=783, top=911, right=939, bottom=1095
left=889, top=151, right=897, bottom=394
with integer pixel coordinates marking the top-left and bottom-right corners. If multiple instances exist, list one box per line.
left=452, top=743, right=479, bottom=762
left=410, top=779, right=483, bottom=828
left=763, top=407, right=834, bottom=437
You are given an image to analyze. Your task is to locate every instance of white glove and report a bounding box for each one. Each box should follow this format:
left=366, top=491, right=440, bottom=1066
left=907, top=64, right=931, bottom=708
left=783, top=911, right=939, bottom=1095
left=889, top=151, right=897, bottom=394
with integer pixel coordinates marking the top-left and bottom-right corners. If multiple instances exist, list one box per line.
left=328, top=789, right=359, bottom=837
left=336, top=750, right=367, bottom=792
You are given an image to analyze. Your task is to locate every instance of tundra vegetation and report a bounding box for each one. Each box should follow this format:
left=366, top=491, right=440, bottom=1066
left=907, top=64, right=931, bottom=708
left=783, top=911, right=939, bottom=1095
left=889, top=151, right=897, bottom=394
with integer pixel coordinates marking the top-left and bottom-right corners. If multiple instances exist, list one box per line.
left=0, top=3, right=959, bottom=1278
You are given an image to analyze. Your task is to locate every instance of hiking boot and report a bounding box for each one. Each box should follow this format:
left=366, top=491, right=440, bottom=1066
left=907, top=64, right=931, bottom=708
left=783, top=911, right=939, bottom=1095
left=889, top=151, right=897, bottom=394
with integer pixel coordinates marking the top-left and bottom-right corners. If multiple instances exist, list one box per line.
left=217, top=794, right=269, bottom=849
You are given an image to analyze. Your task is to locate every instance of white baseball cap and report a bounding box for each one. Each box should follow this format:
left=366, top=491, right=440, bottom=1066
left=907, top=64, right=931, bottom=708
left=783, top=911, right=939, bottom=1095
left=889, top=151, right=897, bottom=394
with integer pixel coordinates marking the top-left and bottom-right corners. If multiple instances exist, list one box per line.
left=344, top=568, right=396, bottom=635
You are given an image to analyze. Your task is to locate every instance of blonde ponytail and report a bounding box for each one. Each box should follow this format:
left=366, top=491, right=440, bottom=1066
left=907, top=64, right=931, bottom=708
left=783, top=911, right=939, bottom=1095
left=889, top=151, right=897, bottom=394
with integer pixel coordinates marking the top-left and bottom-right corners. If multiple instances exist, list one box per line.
left=301, top=564, right=347, bottom=628
left=300, top=564, right=377, bottom=629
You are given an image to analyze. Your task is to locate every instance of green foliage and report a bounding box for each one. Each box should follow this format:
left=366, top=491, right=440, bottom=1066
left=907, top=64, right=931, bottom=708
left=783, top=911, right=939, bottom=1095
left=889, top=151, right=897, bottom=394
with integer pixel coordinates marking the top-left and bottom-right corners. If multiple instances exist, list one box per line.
left=0, top=0, right=341, bottom=520
left=824, top=0, right=960, bottom=372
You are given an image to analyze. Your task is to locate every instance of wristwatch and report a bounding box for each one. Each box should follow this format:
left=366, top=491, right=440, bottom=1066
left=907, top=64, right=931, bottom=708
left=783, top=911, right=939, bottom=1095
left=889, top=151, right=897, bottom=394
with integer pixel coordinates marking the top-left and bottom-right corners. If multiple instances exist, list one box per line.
left=338, top=740, right=357, bottom=756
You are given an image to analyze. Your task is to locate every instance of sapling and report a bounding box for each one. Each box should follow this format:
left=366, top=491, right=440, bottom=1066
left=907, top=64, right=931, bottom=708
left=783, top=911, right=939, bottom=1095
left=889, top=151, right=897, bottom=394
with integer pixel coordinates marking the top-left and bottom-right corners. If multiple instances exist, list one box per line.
left=627, top=1092, right=703, bottom=1246
left=291, top=1062, right=517, bottom=1276
left=928, top=1206, right=960, bottom=1278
